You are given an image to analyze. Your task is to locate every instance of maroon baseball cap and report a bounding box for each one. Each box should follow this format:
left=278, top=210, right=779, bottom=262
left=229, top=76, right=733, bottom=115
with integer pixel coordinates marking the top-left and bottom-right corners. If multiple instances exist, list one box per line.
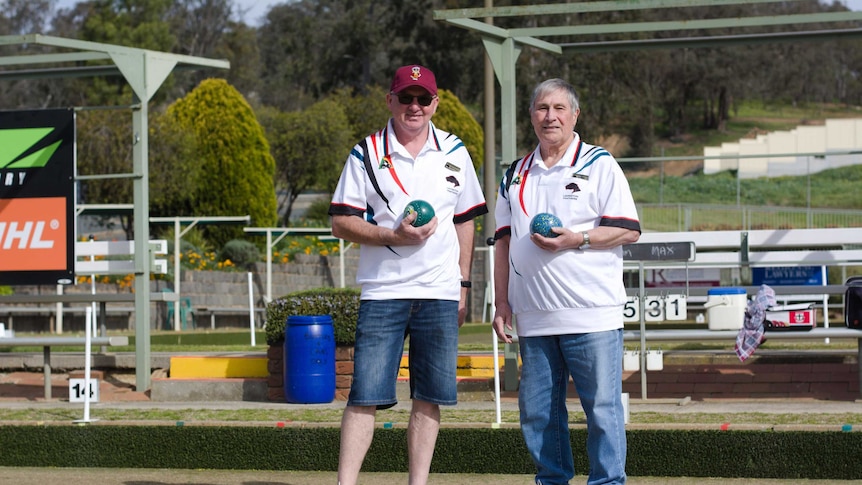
left=389, top=65, right=437, bottom=96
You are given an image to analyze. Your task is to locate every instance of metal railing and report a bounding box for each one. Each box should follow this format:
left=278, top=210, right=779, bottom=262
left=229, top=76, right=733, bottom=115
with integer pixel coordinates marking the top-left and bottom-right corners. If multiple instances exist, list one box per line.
left=638, top=203, right=862, bottom=232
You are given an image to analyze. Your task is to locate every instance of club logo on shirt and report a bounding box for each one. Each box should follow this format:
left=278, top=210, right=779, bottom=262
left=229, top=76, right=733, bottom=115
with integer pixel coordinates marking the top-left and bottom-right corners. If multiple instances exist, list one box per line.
left=379, top=155, right=392, bottom=169
left=446, top=175, right=460, bottom=194
left=563, top=181, right=581, bottom=200
left=510, top=174, right=522, bottom=185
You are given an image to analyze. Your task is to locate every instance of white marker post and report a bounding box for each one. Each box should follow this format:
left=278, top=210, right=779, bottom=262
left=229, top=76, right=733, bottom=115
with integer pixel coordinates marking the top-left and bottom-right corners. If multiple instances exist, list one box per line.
left=73, top=306, right=98, bottom=424
left=488, top=241, right=502, bottom=428
left=248, top=272, right=256, bottom=347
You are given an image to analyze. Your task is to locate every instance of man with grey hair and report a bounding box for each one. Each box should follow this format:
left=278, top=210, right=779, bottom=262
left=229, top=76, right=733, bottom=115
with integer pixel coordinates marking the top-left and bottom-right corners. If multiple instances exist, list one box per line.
left=493, top=78, right=641, bottom=485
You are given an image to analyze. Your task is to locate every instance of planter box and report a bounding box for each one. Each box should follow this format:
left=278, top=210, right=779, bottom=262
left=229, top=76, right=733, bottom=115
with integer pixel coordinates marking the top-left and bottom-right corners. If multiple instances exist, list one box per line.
left=267, top=343, right=353, bottom=402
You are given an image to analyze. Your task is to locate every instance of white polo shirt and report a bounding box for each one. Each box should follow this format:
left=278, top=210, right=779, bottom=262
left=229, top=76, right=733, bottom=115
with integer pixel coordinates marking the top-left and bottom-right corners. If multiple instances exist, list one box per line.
left=495, top=132, right=641, bottom=337
left=330, top=119, right=488, bottom=301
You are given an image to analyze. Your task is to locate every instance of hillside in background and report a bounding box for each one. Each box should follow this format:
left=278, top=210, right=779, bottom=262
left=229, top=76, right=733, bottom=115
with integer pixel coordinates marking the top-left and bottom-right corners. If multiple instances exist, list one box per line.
left=625, top=102, right=862, bottom=178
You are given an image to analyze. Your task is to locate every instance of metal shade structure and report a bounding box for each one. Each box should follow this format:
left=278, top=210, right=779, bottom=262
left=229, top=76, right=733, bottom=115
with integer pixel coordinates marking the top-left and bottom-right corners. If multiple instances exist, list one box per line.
left=0, top=34, right=230, bottom=391
left=433, top=0, right=862, bottom=186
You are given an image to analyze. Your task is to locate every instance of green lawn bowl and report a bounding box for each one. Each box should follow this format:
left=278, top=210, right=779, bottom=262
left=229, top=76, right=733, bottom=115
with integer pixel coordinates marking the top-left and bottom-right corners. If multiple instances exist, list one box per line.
left=404, top=200, right=435, bottom=227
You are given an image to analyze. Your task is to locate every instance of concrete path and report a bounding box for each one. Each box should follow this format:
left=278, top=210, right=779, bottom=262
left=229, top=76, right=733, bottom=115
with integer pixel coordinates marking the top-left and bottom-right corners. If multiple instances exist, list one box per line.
left=1, top=468, right=862, bottom=485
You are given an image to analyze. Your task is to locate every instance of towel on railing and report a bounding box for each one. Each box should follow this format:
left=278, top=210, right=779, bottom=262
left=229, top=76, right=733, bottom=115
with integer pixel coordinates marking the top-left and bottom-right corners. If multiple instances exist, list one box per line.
left=734, top=284, right=776, bottom=362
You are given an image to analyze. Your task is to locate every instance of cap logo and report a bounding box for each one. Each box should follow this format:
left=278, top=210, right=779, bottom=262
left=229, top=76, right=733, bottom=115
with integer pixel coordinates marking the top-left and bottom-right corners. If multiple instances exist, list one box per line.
left=410, top=67, right=422, bottom=81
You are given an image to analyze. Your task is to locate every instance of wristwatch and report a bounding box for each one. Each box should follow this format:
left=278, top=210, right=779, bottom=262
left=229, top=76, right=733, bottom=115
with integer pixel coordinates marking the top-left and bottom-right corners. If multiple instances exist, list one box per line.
left=579, top=231, right=591, bottom=250
left=460, top=280, right=472, bottom=288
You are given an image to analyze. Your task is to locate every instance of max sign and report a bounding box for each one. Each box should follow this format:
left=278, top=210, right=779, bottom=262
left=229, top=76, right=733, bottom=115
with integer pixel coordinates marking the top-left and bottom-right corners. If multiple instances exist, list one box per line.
left=0, top=109, right=75, bottom=285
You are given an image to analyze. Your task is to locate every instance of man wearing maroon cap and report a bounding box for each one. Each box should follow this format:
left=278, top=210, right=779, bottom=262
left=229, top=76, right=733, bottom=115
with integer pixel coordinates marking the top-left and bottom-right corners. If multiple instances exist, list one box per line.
left=329, top=65, right=488, bottom=485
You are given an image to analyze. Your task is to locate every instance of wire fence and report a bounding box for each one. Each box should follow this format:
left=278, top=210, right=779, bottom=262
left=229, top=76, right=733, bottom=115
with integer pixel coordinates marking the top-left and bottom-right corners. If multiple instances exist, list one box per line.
left=638, top=203, right=862, bottom=233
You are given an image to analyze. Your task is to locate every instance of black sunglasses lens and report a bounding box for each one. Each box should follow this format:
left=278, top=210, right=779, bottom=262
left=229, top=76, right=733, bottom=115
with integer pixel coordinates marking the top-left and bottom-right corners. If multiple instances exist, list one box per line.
left=397, top=94, right=434, bottom=106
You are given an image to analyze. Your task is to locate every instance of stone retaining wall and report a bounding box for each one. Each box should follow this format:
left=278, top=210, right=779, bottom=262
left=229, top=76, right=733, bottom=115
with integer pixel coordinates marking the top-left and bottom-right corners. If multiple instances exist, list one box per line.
left=5, top=250, right=490, bottom=333
left=264, top=348, right=861, bottom=402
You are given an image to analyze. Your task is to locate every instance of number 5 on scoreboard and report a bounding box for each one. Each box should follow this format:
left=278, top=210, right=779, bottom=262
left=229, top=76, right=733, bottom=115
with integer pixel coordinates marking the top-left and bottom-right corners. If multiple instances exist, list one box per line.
left=623, top=296, right=639, bottom=322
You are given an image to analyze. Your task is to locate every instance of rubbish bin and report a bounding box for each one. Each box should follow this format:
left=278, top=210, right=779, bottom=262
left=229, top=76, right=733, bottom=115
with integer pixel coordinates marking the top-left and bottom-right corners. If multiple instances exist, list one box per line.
left=704, top=287, right=747, bottom=330
left=283, top=315, right=335, bottom=404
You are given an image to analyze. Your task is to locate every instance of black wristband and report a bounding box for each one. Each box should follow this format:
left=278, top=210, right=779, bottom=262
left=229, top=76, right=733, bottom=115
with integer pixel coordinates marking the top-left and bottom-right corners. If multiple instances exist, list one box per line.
left=460, top=281, right=472, bottom=288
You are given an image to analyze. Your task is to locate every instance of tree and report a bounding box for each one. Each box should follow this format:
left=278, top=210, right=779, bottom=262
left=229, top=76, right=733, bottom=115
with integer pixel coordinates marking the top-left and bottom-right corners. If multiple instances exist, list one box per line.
left=147, top=107, right=201, bottom=218
left=73, top=0, right=177, bottom=106
left=433, top=88, right=484, bottom=172
left=329, top=85, right=391, bottom=142
left=0, top=0, right=57, bottom=109
left=214, top=20, right=262, bottom=102
left=258, top=98, right=353, bottom=225
left=75, top=106, right=202, bottom=239
left=167, top=78, right=277, bottom=246
left=75, top=108, right=135, bottom=238
left=0, top=0, right=53, bottom=35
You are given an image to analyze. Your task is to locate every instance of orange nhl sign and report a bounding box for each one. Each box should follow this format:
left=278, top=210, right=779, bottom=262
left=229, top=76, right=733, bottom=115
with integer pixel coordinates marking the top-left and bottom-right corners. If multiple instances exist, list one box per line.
left=0, top=109, right=75, bottom=285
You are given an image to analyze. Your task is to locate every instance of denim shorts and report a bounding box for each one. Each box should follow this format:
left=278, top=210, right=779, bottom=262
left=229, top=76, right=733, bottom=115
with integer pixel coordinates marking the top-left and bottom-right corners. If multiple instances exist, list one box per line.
left=348, top=299, right=459, bottom=409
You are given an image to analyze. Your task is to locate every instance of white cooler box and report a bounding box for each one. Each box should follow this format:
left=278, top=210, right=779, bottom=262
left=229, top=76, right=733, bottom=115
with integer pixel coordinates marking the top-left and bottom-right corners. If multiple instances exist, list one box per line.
left=764, top=303, right=816, bottom=331
left=704, top=287, right=747, bottom=330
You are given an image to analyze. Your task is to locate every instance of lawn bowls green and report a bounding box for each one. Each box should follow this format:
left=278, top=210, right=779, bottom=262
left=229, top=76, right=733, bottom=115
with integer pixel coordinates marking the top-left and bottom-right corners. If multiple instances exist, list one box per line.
left=530, top=212, right=562, bottom=238
left=404, top=200, right=435, bottom=227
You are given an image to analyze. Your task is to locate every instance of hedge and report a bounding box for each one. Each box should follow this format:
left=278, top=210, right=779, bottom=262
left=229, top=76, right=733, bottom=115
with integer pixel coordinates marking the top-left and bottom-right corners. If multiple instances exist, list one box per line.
left=2, top=426, right=862, bottom=479
left=264, top=287, right=360, bottom=346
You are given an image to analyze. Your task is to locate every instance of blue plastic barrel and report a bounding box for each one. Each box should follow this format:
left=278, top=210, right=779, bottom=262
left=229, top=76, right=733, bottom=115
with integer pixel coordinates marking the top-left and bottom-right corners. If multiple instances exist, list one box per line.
left=283, top=315, right=335, bottom=404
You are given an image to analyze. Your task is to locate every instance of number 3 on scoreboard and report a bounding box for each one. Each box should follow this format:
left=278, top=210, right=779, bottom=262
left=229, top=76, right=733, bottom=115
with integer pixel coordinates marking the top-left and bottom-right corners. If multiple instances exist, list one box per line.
left=644, top=296, right=664, bottom=321
left=623, top=296, right=639, bottom=322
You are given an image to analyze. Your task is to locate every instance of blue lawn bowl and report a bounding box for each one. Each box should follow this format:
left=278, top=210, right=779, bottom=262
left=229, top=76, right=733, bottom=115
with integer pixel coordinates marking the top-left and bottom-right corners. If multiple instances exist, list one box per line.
left=404, top=200, right=435, bottom=227
left=530, top=213, right=562, bottom=238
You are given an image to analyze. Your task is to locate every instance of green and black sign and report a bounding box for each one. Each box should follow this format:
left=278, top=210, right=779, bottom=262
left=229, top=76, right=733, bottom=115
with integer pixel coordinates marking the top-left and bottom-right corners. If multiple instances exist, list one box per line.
left=0, top=109, right=75, bottom=285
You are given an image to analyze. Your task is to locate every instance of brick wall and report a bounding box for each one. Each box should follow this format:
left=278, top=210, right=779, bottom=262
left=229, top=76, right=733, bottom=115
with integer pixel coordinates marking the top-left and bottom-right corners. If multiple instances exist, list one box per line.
left=619, top=352, right=860, bottom=401
left=267, top=348, right=860, bottom=402
left=266, top=344, right=353, bottom=402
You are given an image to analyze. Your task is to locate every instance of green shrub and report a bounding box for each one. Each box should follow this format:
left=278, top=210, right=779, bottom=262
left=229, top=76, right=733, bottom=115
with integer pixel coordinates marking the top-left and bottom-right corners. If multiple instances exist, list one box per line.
left=265, top=287, right=360, bottom=346
left=167, top=78, right=278, bottom=247
left=219, top=239, right=261, bottom=268
left=302, top=195, right=333, bottom=224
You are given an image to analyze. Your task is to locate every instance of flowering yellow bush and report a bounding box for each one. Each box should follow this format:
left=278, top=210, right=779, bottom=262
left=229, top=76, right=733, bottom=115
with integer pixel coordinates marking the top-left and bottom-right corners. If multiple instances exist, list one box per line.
left=75, top=235, right=339, bottom=288
left=272, top=236, right=339, bottom=263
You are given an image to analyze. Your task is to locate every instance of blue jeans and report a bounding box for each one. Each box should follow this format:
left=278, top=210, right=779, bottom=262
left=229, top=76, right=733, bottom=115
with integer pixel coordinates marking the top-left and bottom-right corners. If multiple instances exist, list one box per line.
left=518, top=329, right=627, bottom=485
left=348, top=299, right=459, bottom=409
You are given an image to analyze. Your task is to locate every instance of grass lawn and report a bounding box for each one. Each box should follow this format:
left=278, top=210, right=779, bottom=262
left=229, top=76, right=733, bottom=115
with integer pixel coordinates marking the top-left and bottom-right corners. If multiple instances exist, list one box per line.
left=2, top=322, right=859, bottom=353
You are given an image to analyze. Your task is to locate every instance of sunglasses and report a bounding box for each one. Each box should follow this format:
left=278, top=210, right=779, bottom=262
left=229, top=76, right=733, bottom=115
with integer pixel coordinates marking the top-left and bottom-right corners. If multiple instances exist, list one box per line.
left=395, top=93, right=436, bottom=107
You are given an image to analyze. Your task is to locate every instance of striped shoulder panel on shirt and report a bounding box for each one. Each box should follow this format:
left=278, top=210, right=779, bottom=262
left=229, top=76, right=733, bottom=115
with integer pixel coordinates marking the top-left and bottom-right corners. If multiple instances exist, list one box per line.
left=437, top=129, right=465, bottom=156
left=328, top=136, right=396, bottom=218
left=575, top=144, right=612, bottom=173
left=580, top=144, right=643, bottom=234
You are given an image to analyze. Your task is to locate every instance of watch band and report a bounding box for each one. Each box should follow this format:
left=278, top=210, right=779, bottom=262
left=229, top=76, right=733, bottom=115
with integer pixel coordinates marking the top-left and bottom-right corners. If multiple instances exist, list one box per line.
left=579, top=231, right=591, bottom=250
left=460, top=280, right=472, bottom=288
